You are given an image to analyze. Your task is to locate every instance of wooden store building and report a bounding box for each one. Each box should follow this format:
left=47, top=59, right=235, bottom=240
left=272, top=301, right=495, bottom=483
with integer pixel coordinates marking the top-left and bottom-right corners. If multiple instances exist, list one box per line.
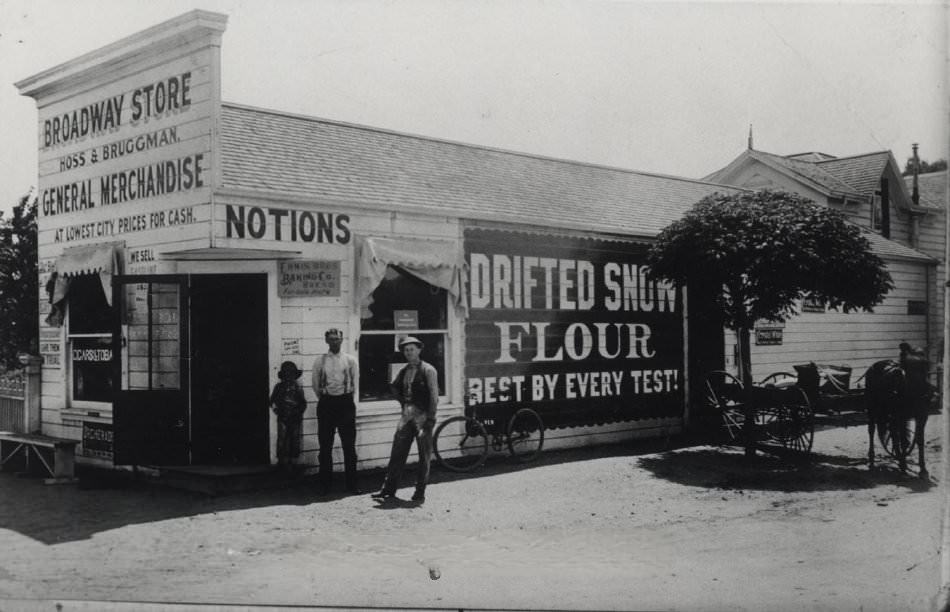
left=15, top=11, right=939, bottom=473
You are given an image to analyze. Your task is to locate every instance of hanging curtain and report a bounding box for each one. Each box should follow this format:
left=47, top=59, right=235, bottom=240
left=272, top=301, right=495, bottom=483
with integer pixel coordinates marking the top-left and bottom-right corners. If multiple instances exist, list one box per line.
left=46, top=242, right=123, bottom=326
left=356, top=236, right=468, bottom=316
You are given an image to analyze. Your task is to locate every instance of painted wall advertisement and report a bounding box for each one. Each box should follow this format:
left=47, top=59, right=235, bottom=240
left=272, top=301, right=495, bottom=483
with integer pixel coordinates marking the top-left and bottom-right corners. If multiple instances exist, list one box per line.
left=464, top=228, right=685, bottom=428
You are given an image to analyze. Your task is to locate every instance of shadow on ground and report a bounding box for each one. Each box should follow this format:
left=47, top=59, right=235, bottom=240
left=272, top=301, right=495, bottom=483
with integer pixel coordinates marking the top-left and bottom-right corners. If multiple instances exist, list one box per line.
left=0, top=411, right=934, bottom=545
left=637, top=444, right=935, bottom=495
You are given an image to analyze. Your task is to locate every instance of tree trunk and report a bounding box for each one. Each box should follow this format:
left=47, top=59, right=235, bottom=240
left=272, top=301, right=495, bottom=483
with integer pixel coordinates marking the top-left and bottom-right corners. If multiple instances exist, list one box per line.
left=736, top=327, right=756, bottom=459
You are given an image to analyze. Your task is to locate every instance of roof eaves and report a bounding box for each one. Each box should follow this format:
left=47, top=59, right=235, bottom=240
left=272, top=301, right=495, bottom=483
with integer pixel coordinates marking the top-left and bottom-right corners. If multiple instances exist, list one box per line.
left=748, top=150, right=838, bottom=196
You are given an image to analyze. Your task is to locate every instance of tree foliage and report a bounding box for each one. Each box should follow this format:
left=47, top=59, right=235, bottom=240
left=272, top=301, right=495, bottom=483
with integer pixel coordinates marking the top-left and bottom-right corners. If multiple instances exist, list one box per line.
left=902, top=157, right=946, bottom=176
left=646, top=190, right=893, bottom=456
left=647, top=190, right=892, bottom=334
left=0, top=193, right=39, bottom=370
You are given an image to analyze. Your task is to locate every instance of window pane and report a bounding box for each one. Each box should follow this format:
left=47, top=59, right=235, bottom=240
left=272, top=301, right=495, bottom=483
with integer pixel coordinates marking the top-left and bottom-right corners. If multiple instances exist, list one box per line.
left=361, top=266, right=448, bottom=330
left=358, top=333, right=447, bottom=402
left=68, top=274, right=113, bottom=334
left=150, top=284, right=180, bottom=389
left=71, top=336, right=113, bottom=402
left=359, top=334, right=399, bottom=401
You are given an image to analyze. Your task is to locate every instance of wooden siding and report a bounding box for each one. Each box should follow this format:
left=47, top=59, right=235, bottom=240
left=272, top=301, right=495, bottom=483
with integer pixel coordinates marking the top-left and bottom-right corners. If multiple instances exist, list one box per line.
left=736, top=258, right=932, bottom=384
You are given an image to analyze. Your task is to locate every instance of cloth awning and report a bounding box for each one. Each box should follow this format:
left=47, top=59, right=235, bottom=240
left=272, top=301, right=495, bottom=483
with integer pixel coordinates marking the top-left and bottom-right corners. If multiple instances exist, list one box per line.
left=56, top=242, right=121, bottom=278
left=356, top=236, right=468, bottom=315
left=46, top=242, right=124, bottom=326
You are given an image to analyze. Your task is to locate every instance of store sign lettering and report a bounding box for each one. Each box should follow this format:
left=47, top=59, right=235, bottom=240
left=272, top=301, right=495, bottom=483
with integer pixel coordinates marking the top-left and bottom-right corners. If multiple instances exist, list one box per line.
left=42, top=154, right=203, bottom=217
left=53, top=206, right=195, bottom=243
left=43, top=72, right=192, bottom=148
left=37, top=67, right=206, bottom=220
left=464, top=229, right=685, bottom=427
left=226, top=205, right=351, bottom=244
left=71, top=348, right=113, bottom=362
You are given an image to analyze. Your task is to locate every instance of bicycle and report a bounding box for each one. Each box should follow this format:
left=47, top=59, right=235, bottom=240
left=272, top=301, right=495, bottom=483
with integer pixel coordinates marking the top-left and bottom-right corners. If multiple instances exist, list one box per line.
left=433, top=394, right=545, bottom=472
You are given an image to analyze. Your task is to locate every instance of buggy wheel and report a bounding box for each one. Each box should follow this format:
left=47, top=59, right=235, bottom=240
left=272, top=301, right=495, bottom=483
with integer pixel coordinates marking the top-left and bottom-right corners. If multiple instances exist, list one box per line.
left=776, top=386, right=814, bottom=452
left=506, top=408, right=544, bottom=462
left=878, top=416, right=917, bottom=460
left=434, top=416, right=489, bottom=472
left=704, top=371, right=745, bottom=444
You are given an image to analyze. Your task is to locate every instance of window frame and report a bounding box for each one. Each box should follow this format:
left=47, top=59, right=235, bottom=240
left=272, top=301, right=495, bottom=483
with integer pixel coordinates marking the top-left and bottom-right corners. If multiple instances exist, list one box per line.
left=357, top=265, right=454, bottom=402
left=65, top=275, right=115, bottom=411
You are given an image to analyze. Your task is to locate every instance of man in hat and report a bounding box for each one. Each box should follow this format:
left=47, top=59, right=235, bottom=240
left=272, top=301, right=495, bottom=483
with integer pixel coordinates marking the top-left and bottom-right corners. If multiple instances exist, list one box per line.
left=312, top=328, right=360, bottom=495
left=372, top=336, right=440, bottom=503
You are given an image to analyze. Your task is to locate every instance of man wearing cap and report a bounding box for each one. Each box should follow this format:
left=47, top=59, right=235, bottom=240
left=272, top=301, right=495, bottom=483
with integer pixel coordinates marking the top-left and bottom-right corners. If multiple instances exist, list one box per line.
left=312, top=328, right=360, bottom=495
left=372, top=336, right=439, bottom=503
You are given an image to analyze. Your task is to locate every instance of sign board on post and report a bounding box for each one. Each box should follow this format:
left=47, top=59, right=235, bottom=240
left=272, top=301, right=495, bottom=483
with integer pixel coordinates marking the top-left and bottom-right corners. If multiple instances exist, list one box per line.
left=278, top=260, right=341, bottom=297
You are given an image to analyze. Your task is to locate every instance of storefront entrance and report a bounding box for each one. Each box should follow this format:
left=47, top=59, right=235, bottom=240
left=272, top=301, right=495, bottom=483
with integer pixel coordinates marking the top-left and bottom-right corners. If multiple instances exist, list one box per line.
left=112, top=274, right=269, bottom=466
left=189, top=274, right=269, bottom=465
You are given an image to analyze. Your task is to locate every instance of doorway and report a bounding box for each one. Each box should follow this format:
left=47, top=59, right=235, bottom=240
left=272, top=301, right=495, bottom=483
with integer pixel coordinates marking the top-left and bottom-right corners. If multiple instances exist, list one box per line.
left=189, top=274, right=269, bottom=465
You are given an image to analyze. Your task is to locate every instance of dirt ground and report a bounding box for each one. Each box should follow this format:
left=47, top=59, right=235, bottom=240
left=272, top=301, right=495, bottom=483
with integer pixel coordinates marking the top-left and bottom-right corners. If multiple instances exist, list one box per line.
left=0, top=411, right=946, bottom=612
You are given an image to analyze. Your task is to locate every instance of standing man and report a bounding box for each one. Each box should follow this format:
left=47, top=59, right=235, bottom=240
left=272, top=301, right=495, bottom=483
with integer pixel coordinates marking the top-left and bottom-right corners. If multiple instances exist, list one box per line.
left=312, top=328, right=361, bottom=495
left=372, top=336, right=439, bottom=503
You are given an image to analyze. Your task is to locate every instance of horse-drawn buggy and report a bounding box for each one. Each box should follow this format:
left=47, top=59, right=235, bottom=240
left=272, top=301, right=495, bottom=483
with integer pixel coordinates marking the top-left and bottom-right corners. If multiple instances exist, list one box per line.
left=704, top=348, right=936, bottom=479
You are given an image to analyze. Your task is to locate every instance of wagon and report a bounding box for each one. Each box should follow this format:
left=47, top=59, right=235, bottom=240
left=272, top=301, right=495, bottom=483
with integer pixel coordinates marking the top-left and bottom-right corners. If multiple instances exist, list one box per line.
left=704, top=370, right=815, bottom=452
left=704, top=362, right=931, bottom=463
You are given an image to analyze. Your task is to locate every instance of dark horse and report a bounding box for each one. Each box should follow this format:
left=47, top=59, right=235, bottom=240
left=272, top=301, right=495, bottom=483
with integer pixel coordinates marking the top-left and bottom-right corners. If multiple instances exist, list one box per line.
left=864, top=356, right=931, bottom=479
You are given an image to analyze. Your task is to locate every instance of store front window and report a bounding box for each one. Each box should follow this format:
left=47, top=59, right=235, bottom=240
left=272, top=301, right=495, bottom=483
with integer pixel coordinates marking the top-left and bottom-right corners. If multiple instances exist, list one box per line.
left=359, top=265, right=447, bottom=401
left=67, top=274, right=114, bottom=404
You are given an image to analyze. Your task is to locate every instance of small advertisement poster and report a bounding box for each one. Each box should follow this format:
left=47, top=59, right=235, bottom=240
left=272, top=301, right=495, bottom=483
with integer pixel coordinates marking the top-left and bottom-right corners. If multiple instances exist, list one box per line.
left=82, top=421, right=114, bottom=460
left=278, top=260, right=341, bottom=297
left=755, top=328, right=784, bottom=345
left=39, top=330, right=61, bottom=368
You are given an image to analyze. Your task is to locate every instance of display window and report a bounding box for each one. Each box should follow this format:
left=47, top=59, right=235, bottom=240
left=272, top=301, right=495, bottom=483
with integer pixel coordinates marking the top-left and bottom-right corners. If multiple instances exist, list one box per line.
left=359, top=265, right=447, bottom=401
left=67, top=274, right=114, bottom=405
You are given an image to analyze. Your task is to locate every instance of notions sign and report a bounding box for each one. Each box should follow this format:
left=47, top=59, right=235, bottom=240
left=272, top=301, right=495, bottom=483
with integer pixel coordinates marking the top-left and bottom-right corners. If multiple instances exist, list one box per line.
left=464, top=228, right=685, bottom=428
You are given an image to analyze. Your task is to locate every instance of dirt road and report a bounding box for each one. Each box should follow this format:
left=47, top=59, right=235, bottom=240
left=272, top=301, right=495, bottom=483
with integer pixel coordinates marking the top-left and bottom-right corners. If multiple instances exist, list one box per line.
left=0, top=412, right=945, bottom=611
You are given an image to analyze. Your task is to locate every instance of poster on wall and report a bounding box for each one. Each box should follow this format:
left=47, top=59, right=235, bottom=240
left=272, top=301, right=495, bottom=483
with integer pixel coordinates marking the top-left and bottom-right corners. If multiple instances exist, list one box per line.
left=464, top=228, right=685, bottom=429
left=278, top=260, right=341, bottom=297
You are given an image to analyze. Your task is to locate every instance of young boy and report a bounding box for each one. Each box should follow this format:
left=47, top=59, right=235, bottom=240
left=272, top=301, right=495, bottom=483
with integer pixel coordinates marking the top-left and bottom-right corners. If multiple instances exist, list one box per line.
left=270, top=361, right=308, bottom=472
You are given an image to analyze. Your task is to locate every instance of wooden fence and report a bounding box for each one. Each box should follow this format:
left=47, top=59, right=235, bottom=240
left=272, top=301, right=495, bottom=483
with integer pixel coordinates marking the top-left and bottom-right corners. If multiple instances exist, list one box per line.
left=0, top=371, right=26, bottom=433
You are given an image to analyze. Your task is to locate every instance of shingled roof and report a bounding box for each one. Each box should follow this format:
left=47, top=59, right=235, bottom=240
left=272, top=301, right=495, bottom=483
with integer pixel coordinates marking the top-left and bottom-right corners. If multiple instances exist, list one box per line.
left=218, top=103, right=742, bottom=238
left=816, top=152, right=892, bottom=196
left=748, top=150, right=857, bottom=194
left=905, top=170, right=947, bottom=210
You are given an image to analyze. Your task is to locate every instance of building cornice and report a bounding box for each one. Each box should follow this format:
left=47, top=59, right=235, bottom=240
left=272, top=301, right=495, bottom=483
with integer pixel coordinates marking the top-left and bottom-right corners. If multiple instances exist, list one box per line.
left=15, top=10, right=227, bottom=102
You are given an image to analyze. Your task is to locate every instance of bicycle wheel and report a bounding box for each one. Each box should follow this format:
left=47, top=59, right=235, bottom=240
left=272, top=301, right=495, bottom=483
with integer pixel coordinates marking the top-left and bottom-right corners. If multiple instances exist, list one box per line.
left=878, top=416, right=917, bottom=460
left=704, top=371, right=745, bottom=444
left=506, top=408, right=544, bottom=462
left=433, top=416, right=489, bottom=472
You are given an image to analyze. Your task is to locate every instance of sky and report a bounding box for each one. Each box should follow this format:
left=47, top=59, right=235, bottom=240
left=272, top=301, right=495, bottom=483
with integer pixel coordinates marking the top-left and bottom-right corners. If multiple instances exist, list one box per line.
left=0, top=0, right=946, bottom=218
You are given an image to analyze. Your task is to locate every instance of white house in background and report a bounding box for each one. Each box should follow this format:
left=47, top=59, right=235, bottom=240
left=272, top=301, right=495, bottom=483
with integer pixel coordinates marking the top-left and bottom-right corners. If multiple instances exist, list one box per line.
left=704, top=145, right=944, bottom=384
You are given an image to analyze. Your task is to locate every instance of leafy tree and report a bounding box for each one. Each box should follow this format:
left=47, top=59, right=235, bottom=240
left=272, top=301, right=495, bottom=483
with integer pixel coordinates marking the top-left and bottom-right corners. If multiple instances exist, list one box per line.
left=902, top=158, right=946, bottom=176
left=646, top=190, right=893, bottom=456
left=0, top=192, right=39, bottom=370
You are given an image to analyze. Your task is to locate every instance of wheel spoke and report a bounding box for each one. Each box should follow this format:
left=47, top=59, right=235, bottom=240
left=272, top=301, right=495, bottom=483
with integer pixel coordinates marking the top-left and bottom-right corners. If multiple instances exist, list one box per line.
left=507, top=408, right=544, bottom=462
left=434, top=416, right=488, bottom=472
